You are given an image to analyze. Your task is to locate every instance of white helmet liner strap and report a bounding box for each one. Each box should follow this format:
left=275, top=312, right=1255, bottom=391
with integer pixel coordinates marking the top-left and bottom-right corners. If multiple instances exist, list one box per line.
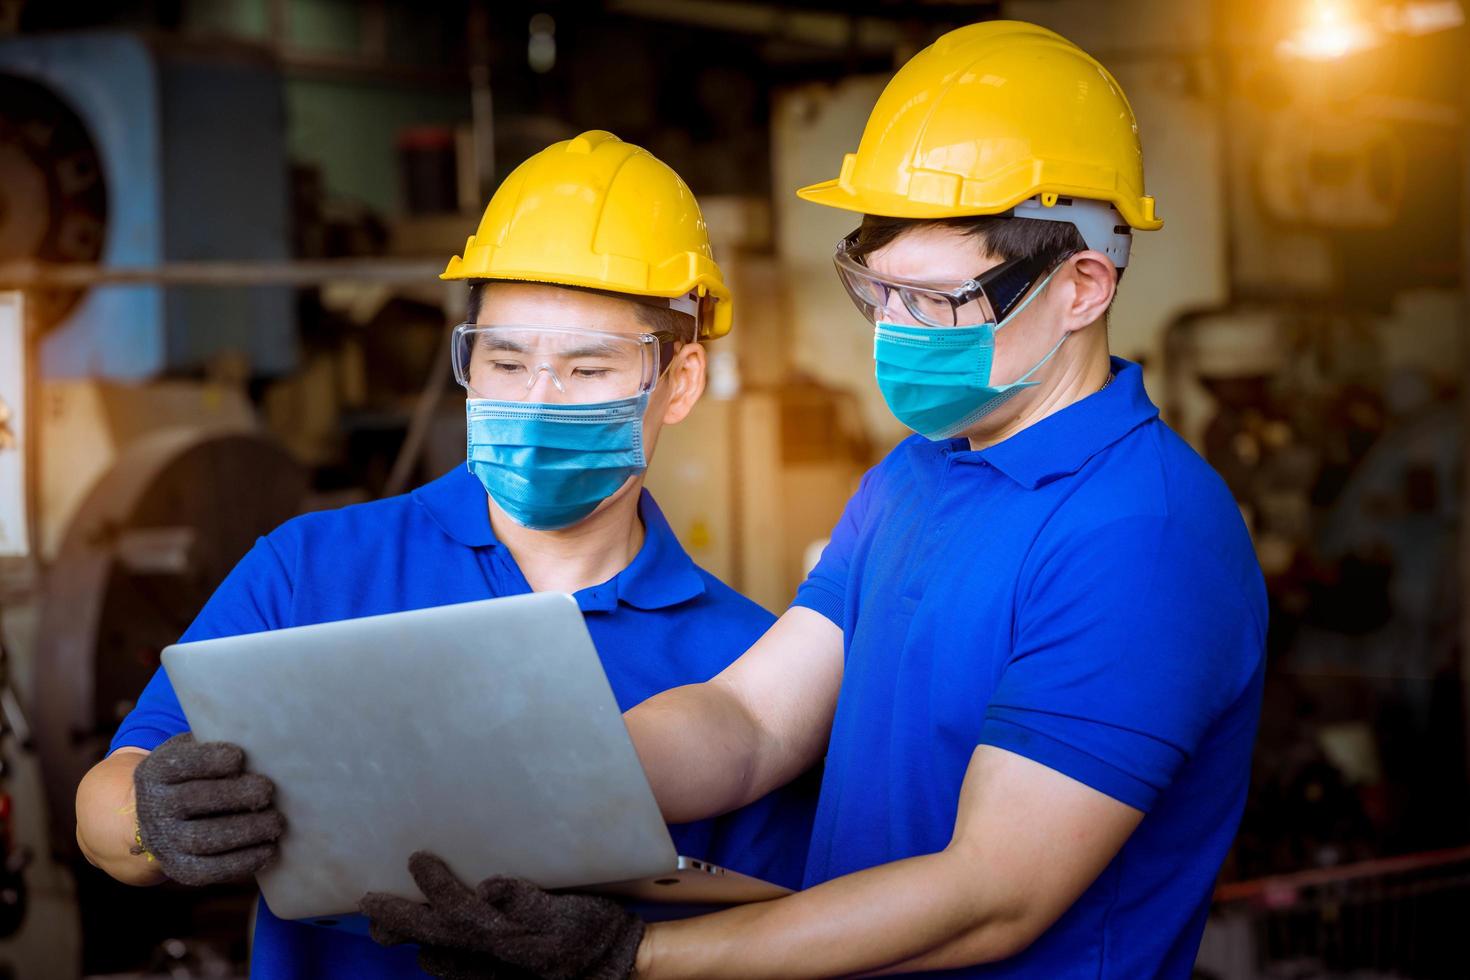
left=1012, top=196, right=1133, bottom=269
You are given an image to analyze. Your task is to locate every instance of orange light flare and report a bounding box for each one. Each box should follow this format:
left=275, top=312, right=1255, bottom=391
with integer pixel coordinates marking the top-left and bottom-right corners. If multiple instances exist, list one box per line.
left=1276, top=0, right=1464, bottom=61
left=1277, top=0, right=1385, bottom=60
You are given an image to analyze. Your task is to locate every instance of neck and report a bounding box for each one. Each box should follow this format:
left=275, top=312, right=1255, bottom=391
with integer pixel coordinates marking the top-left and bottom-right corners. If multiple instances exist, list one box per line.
left=967, top=327, right=1112, bottom=451
left=488, top=480, right=647, bottom=594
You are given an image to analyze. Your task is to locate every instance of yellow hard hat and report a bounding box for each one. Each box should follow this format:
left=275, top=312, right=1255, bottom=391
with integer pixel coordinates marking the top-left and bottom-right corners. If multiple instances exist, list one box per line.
left=797, top=20, right=1163, bottom=232
left=444, top=130, right=733, bottom=339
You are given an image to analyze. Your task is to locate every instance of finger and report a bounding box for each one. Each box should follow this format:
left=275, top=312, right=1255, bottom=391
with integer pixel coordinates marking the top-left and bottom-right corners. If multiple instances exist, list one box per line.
left=359, top=892, right=467, bottom=949
left=409, top=853, right=510, bottom=939
left=496, top=877, right=575, bottom=925
left=475, top=876, right=546, bottom=918
left=173, top=810, right=285, bottom=856
left=152, top=739, right=246, bottom=783
left=164, top=843, right=277, bottom=887
left=360, top=891, right=411, bottom=945
left=365, top=914, right=410, bottom=948
left=166, top=774, right=275, bottom=818
left=475, top=876, right=518, bottom=905
left=407, top=852, right=477, bottom=906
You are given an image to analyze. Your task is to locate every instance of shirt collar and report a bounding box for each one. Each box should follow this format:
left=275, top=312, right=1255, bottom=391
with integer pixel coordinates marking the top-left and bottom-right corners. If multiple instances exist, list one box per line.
left=959, top=357, right=1159, bottom=490
left=413, top=463, right=498, bottom=547
left=411, top=465, right=706, bottom=611
left=613, top=492, right=708, bottom=611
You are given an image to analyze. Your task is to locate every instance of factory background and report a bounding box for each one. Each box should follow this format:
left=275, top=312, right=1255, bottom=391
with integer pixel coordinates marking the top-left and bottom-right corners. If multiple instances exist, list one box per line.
left=0, top=0, right=1466, bottom=976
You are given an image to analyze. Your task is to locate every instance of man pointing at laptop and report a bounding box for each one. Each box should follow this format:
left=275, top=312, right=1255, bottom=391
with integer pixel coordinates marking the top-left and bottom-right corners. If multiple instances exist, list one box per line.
left=73, top=131, right=814, bottom=979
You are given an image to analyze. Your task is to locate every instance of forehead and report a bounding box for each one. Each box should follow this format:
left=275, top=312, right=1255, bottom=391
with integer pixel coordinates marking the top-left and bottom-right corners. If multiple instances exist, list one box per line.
left=476, top=282, right=649, bottom=335
left=865, top=223, right=1002, bottom=283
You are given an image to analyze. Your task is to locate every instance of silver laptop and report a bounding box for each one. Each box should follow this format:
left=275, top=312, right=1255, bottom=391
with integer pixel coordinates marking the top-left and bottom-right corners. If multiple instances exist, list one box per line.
left=161, top=593, right=791, bottom=922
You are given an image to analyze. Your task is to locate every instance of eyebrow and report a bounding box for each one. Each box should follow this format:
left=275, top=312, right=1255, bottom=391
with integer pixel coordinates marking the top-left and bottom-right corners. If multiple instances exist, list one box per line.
left=476, top=336, right=629, bottom=359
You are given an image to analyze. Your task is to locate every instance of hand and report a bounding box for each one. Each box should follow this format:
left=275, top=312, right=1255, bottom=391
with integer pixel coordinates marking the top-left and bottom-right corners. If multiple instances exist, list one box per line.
left=132, top=733, right=284, bottom=886
left=361, top=851, right=644, bottom=980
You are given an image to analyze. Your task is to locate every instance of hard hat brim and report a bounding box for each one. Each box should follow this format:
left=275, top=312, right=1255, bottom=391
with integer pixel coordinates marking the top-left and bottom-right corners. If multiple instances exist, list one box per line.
left=439, top=265, right=732, bottom=340
left=797, top=178, right=1163, bottom=232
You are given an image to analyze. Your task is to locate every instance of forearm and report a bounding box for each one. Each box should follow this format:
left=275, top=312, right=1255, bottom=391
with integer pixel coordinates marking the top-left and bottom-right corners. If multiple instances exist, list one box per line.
left=75, top=749, right=165, bottom=886
left=636, top=847, right=1024, bottom=979
left=625, top=679, right=765, bottom=824
left=626, top=606, right=842, bottom=825
left=634, top=745, right=1140, bottom=978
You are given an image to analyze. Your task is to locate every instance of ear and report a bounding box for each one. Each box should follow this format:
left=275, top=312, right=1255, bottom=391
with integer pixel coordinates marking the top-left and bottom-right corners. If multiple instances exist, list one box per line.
left=1057, top=251, right=1117, bottom=333
left=660, top=342, right=707, bottom=426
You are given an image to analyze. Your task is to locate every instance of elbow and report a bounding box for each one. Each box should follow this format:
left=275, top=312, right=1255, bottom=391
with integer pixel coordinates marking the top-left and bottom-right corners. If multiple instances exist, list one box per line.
left=940, top=908, right=1046, bottom=968
left=982, top=916, right=1046, bottom=963
left=74, top=754, right=164, bottom=887
left=75, top=827, right=97, bottom=869
left=74, top=771, right=105, bottom=867
left=706, top=676, right=769, bottom=806
left=941, top=851, right=1053, bottom=966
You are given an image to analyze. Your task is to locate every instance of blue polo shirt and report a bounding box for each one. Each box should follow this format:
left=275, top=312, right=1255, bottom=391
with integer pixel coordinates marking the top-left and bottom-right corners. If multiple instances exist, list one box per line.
left=794, top=358, right=1265, bottom=979
left=110, top=468, right=814, bottom=979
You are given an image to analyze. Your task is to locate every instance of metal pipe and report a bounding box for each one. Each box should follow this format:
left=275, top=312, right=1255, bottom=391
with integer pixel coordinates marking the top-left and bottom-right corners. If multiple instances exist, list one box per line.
left=1214, top=843, right=1470, bottom=903
left=0, top=260, right=446, bottom=290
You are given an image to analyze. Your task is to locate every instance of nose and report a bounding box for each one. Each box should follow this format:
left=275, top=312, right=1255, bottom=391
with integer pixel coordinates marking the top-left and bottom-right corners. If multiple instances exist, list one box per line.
left=880, top=291, right=921, bottom=327
left=524, top=364, right=567, bottom=401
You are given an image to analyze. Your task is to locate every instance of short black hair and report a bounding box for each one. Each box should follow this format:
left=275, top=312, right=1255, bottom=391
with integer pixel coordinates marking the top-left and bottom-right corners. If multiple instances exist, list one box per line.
left=465, top=280, right=697, bottom=341
left=847, top=213, right=1122, bottom=284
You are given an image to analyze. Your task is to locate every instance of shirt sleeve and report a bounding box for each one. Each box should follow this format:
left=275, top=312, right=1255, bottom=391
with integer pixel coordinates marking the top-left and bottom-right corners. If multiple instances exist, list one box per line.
left=979, top=515, right=1264, bottom=813
left=109, top=535, right=296, bottom=754
left=791, top=469, right=875, bottom=626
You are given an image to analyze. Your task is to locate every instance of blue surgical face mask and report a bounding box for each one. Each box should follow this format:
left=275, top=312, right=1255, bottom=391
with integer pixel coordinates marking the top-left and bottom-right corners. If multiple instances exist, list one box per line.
left=872, top=267, right=1065, bottom=440
left=465, top=393, right=649, bottom=531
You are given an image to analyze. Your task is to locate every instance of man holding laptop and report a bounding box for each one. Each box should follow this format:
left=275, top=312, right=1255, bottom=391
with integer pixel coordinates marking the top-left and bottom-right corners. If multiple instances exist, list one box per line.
left=74, top=131, right=814, bottom=978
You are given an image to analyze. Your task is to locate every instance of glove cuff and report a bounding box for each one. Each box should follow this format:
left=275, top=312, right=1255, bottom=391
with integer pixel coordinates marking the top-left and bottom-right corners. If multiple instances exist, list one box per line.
left=587, top=918, right=645, bottom=980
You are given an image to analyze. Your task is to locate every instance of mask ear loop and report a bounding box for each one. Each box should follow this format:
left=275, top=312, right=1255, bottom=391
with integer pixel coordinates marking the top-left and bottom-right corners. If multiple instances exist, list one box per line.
left=1005, top=263, right=1075, bottom=386
left=991, top=257, right=1069, bottom=333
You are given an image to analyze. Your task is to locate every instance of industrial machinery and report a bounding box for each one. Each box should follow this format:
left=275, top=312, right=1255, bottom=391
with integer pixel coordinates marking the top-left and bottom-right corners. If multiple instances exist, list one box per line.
left=1167, top=296, right=1466, bottom=980
left=0, top=30, right=307, bottom=976
left=33, top=422, right=306, bottom=973
left=0, top=31, right=296, bottom=378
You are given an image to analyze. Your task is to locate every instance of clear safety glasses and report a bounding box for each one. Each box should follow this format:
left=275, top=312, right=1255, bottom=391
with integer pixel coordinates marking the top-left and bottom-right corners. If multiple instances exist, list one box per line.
left=452, top=324, right=678, bottom=404
left=833, top=230, right=1075, bottom=328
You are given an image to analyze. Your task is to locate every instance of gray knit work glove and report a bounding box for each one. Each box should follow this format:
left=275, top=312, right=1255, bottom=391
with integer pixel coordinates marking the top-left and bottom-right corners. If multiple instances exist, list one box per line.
left=132, top=733, right=284, bottom=886
left=361, top=851, right=644, bottom=980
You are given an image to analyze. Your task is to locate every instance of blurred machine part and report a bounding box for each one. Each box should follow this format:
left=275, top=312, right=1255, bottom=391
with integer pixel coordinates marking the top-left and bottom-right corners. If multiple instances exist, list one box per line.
left=0, top=32, right=295, bottom=379
left=0, top=74, right=103, bottom=336
left=1163, top=293, right=1466, bottom=889
left=1216, top=0, right=1463, bottom=307
left=397, top=125, right=460, bottom=216
left=27, top=380, right=304, bottom=852
left=36, top=380, right=257, bottom=560
left=0, top=294, right=26, bottom=559
left=646, top=379, right=869, bottom=614
left=0, top=235, right=325, bottom=978
left=32, top=421, right=306, bottom=974
left=0, top=292, right=32, bottom=953
left=1256, top=110, right=1408, bottom=230
left=1201, top=844, right=1470, bottom=980
left=1164, top=309, right=1289, bottom=452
